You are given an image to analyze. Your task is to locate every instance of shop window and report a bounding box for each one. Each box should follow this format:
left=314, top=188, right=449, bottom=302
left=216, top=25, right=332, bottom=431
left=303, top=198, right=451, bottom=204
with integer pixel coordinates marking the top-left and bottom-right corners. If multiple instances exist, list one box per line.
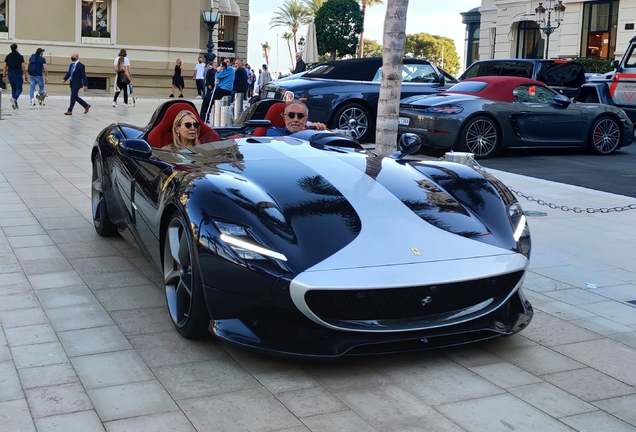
left=0, top=0, right=8, bottom=33
left=581, top=0, right=618, bottom=60
left=516, top=21, right=544, bottom=59
left=82, top=0, right=110, bottom=38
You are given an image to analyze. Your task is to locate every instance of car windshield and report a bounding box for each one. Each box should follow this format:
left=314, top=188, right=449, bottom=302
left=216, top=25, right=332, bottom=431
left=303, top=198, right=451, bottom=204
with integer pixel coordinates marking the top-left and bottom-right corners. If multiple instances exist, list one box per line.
left=372, top=64, right=441, bottom=83
left=447, top=81, right=488, bottom=92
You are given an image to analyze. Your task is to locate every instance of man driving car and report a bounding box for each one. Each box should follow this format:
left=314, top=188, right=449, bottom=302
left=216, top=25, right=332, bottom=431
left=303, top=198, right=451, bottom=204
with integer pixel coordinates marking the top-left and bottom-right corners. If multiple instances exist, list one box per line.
left=266, top=100, right=327, bottom=136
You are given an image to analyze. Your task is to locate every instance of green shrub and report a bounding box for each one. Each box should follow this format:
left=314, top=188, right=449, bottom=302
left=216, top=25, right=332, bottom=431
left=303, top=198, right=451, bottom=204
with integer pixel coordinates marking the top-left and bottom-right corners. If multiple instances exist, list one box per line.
left=91, top=30, right=100, bottom=37
left=0, top=25, right=8, bottom=33
left=101, top=31, right=110, bottom=38
left=571, top=57, right=613, bottom=74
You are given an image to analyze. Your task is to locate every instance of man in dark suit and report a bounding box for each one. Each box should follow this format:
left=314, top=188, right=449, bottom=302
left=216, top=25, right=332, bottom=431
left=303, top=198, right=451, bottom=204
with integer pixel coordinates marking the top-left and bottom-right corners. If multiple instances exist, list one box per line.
left=61, top=52, right=90, bottom=115
left=291, top=52, right=306, bottom=74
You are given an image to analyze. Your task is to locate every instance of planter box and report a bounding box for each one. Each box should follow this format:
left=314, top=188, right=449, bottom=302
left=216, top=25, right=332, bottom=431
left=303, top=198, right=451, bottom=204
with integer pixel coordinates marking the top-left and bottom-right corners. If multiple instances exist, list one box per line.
left=82, top=37, right=111, bottom=45
left=0, top=33, right=8, bottom=40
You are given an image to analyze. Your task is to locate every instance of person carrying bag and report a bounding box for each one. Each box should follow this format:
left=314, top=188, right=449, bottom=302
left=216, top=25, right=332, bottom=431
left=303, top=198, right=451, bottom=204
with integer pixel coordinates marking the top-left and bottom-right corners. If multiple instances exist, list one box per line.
left=113, top=49, right=132, bottom=107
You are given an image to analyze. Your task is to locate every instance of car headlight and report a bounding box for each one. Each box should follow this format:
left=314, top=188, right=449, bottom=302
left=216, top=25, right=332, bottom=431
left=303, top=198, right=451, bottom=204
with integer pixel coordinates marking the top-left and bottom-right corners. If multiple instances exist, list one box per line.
left=214, top=221, right=287, bottom=262
left=508, top=203, right=530, bottom=257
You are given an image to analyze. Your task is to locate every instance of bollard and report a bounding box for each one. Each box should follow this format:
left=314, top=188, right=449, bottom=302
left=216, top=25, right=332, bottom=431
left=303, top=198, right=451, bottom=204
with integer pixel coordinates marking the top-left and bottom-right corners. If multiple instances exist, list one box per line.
left=213, top=99, right=222, bottom=126
left=233, top=93, right=244, bottom=120
left=221, top=106, right=233, bottom=126
left=0, top=87, right=3, bottom=120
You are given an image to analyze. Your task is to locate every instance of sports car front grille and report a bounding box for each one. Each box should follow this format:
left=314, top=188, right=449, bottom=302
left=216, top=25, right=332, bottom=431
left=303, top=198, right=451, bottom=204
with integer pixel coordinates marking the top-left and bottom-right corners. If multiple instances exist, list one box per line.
left=304, top=271, right=524, bottom=321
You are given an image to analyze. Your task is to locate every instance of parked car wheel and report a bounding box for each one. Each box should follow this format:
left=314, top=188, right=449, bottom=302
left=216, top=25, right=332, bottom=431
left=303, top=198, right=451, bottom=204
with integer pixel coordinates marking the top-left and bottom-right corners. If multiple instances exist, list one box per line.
left=460, top=115, right=500, bottom=158
left=331, top=103, right=372, bottom=142
left=163, top=211, right=210, bottom=339
left=91, top=154, right=118, bottom=237
left=588, top=116, right=621, bottom=155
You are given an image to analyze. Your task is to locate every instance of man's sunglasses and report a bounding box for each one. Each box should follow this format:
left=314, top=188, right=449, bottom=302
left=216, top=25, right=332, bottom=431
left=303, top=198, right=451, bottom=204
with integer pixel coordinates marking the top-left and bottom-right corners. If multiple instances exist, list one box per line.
left=284, top=112, right=305, bottom=119
left=183, top=122, right=200, bottom=129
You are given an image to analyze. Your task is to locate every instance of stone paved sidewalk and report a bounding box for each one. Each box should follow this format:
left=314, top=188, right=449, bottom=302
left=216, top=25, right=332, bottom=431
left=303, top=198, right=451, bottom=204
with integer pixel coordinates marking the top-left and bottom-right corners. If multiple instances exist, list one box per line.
left=0, top=94, right=635, bottom=432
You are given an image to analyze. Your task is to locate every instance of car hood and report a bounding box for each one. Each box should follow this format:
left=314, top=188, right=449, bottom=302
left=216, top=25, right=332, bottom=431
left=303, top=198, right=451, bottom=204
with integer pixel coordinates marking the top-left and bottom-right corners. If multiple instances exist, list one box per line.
left=178, top=137, right=519, bottom=274
left=401, top=93, right=481, bottom=107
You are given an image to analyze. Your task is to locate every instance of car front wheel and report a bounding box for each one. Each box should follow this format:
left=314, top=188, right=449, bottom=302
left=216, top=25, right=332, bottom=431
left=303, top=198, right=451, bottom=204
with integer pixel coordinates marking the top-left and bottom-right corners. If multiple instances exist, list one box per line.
left=163, top=211, right=210, bottom=339
left=91, top=154, right=118, bottom=237
left=331, top=103, right=372, bottom=142
left=588, top=116, right=621, bottom=155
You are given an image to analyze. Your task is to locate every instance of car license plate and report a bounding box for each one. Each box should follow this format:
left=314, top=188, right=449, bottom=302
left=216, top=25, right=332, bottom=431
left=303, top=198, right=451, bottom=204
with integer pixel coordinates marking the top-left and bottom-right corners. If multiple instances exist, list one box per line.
left=398, top=117, right=410, bottom=126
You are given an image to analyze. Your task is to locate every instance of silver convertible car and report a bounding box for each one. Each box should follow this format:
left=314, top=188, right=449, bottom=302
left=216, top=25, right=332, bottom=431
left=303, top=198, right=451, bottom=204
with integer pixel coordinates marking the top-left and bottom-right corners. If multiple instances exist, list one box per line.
left=398, top=76, right=634, bottom=158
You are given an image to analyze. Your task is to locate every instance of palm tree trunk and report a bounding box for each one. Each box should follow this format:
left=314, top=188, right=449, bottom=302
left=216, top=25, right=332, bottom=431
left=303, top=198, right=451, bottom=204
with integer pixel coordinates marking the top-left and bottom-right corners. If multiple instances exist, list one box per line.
left=287, top=40, right=294, bottom=69
left=375, top=0, right=408, bottom=156
left=358, top=3, right=367, bottom=58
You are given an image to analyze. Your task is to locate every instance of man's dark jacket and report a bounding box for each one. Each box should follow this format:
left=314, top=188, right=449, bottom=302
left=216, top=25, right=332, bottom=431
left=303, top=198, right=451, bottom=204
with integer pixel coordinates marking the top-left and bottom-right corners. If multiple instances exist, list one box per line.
left=63, top=61, right=88, bottom=89
left=233, top=67, right=248, bottom=93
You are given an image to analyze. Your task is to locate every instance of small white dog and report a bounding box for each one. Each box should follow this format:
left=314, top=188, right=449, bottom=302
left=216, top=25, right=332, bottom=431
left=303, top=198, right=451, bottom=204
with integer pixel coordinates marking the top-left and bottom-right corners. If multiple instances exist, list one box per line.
left=30, top=92, right=47, bottom=110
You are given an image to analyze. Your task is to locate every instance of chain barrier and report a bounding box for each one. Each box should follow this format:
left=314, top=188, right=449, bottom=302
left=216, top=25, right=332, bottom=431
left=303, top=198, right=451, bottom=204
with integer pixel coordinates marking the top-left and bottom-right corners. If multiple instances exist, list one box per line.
left=439, top=153, right=636, bottom=214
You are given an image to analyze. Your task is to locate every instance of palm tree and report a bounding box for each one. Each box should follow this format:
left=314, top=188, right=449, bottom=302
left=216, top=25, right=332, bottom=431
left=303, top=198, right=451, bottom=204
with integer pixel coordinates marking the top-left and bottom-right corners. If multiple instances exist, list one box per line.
left=261, top=42, right=271, bottom=66
left=375, top=0, right=408, bottom=156
left=269, top=0, right=311, bottom=53
left=282, top=33, right=295, bottom=70
left=302, top=0, right=327, bottom=17
left=358, top=0, right=384, bottom=57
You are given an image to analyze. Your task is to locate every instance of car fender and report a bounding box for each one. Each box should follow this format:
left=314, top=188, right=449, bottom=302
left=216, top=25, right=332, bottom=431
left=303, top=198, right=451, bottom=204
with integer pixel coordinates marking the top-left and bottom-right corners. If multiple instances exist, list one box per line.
left=577, top=82, right=614, bottom=105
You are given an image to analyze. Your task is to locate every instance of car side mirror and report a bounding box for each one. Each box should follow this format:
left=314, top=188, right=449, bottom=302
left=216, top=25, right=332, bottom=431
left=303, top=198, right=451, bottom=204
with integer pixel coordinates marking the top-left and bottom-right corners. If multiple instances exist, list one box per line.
left=553, top=94, right=572, bottom=107
left=613, top=60, right=623, bottom=73
left=391, top=133, right=422, bottom=159
left=121, top=139, right=152, bottom=159
left=438, top=74, right=446, bottom=86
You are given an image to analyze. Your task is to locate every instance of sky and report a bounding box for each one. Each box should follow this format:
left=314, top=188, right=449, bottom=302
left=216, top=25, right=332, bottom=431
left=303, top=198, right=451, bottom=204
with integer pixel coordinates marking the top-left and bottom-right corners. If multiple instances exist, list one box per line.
left=247, top=0, right=480, bottom=75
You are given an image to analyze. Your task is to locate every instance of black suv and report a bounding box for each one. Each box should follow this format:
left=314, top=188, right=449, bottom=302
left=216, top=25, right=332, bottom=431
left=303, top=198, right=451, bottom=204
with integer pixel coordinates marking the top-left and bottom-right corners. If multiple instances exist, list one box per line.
left=459, top=59, right=586, bottom=99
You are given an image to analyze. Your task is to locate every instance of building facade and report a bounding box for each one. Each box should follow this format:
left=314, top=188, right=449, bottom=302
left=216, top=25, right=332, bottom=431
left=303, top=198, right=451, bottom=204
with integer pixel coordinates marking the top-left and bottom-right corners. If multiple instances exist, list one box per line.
left=461, top=0, right=636, bottom=69
left=0, top=0, right=250, bottom=95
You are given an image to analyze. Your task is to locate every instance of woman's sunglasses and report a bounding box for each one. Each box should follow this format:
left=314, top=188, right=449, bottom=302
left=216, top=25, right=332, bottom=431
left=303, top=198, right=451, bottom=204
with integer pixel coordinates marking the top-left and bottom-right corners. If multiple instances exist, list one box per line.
left=284, top=112, right=305, bottom=119
left=182, top=122, right=200, bottom=129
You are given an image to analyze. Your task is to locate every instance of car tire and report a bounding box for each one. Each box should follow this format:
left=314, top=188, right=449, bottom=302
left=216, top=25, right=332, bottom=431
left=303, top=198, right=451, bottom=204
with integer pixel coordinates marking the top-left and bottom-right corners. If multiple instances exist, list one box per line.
left=588, top=116, right=621, bottom=155
left=459, top=115, right=500, bottom=159
left=91, top=154, right=119, bottom=237
left=162, top=211, right=210, bottom=339
left=331, top=103, right=373, bottom=142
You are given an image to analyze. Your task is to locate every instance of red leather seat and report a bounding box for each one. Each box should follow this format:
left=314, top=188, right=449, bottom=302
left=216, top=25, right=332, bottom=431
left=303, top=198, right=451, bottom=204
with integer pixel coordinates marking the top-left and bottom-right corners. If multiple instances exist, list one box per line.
left=147, top=102, right=220, bottom=148
left=253, top=102, right=286, bottom=137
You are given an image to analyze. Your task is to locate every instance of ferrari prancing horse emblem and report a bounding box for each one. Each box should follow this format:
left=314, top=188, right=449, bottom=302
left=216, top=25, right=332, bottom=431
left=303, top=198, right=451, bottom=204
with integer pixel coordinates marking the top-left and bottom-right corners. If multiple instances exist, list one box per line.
left=421, top=296, right=433, bottom=306
left=411, top=247, right=421, bottom=256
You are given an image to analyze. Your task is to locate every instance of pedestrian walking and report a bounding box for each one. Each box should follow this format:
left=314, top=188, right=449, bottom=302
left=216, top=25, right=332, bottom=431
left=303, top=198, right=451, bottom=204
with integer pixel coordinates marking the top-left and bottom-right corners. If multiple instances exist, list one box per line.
left=2, top=43, right=28, bottom=109
left=259, top=64, right=272, bottom=94
left=61, top=52, right=90, bottom=115
left=113, top=49, right=132, bottom=108
left=170, top=58, right=184, bottom=98
left=193, top=56, right=205, bottom=99
left=27, top=47, right=48, bottom=107
left=113, top=49, right=132, bottom=107
left=245, top=64, right=254, bottom=100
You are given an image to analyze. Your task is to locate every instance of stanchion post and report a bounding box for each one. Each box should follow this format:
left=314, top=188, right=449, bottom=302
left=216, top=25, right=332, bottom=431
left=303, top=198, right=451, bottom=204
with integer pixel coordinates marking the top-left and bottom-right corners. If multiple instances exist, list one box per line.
left=0, top=87, right=3, bottom=121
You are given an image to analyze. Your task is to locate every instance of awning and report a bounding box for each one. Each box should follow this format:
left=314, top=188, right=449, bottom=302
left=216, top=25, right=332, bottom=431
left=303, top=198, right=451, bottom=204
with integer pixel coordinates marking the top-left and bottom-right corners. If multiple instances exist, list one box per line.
left=218, top=0, right=241, bottom=17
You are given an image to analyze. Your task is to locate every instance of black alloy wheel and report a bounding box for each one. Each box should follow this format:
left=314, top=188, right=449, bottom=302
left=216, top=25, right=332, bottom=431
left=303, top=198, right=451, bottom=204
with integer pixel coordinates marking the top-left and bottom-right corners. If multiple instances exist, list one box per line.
left=331, top=103, right=372, bottom=142
left=461, top=115, right=500, bottom=159
left=588, top=116, right=621, bottom=155
left=91, top=155, right=118, bottom=237
left=163, top=212, right=210, bottom=339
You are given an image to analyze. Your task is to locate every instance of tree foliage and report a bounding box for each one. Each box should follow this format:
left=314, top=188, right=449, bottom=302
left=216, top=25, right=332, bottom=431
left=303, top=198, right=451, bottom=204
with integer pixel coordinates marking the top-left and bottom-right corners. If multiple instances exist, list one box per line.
left=405, top=32, right=460, bottom=76
left=270, top=0, right=312, bottom=53
left=302, top=0, right=328, bottom=16
left=315, top=0, right=364, bottom=61
left=363, top=39, right=383, bottom=57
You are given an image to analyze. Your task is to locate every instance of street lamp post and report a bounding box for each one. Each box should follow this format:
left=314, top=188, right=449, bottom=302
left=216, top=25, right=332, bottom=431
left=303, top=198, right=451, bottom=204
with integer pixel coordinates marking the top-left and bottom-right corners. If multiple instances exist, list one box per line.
left=298, top=36, right=305, bottom=54
left=535, top=0, right=566, bottom=59
left=202, top=8, right=221, bottom=62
